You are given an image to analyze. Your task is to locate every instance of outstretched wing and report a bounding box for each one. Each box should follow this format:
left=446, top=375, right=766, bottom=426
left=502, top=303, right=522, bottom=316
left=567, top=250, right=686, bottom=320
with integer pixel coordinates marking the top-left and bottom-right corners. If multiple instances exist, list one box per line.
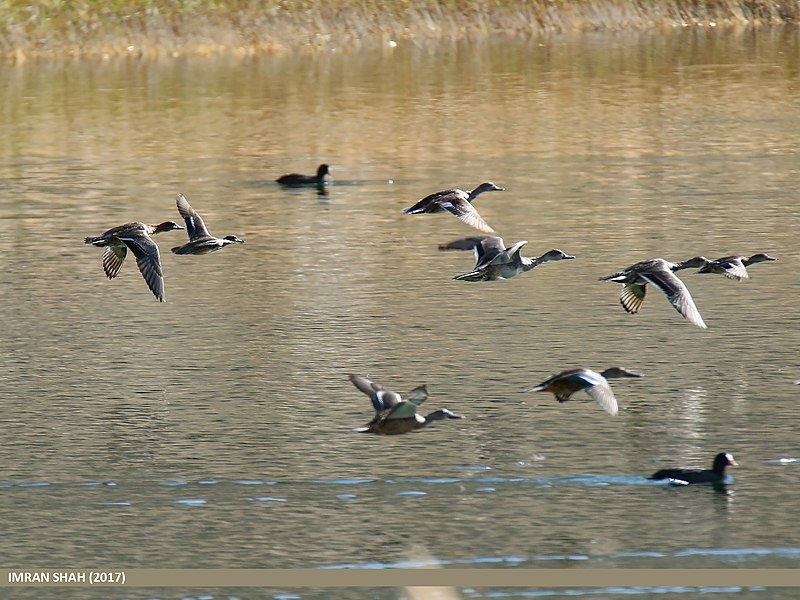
left=638, top=269, right=707, bottom=328
left=440, top=198, right=496, bottom=233
left=102, top=245, right=127, bottom=279
left=176, top=194, right=211, bottom=240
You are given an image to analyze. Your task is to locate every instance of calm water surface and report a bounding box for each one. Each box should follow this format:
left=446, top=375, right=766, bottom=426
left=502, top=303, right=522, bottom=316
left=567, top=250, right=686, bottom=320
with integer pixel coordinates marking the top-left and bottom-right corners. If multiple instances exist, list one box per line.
left=1, top=27, right=800, bottom=599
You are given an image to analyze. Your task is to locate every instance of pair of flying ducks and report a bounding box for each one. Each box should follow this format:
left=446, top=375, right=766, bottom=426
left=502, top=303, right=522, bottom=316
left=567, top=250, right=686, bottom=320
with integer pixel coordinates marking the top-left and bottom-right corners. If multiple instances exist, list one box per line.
left=84, top=194, right=245, bottom=302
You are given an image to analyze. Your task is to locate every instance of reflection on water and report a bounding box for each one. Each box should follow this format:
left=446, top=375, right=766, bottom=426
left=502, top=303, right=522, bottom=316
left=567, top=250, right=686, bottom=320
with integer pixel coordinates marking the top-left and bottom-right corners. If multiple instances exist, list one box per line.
left=0, top=25, right=799, bottom=596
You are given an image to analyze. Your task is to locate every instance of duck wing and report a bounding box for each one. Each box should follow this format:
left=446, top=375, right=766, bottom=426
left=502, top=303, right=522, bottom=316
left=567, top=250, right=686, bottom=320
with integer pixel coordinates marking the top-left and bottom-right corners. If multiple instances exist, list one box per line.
left=102, top=245, right=127, bottom=279
left=715, top=258, right=749, bottom=281
left=584, top=382, right=620, bottom=416
left=438, top=236, right=505, bottom=268
left=176, top=194, right=211, bottom=240
left=404, top=385, right=429, bottom=406
left=439, top=198, right=496, bottom=233
left=620, top=282, right=647, bottom=314
left=638, top=268, right=707, bottom=328
left=118, top=233, right=165, bottom=302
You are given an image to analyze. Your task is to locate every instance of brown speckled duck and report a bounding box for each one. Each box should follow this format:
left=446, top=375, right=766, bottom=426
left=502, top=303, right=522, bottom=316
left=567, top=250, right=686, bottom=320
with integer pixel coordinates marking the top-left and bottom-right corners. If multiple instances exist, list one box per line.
left=697, top=253, right=776, bottom=281
left=403, top=182, right=504, bottom=233
left=599, top=257, right=709, bottom=328
left=439, top=236, right=575, bottom=281
left=84, top=220, right=184, bottom=302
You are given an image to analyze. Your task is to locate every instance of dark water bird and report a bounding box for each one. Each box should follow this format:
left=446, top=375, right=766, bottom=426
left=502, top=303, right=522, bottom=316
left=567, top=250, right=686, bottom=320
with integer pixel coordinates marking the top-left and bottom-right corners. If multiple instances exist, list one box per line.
left=525, top=367, right=641, bottom=416
left=698, top=253, right=776, bottom=281
left=349, top=374, right=464, bottom=435
left=439, top=235, right=575, bottom=281
left=649, top=452, right=738, bottom=484
left=402, top=182, right=504, bottom=233
left=171, top=194, right=245, bottom=255
left=599, top=257, right=709, bottom=328
left=84, top=220, right=184, bottom=302
left=276, top=163, right=331, bottom=187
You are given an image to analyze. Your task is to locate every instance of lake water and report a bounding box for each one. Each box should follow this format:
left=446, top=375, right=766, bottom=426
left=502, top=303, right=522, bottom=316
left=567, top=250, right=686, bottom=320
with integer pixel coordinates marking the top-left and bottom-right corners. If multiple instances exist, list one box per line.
left=1, top=26, right=799, bottom=600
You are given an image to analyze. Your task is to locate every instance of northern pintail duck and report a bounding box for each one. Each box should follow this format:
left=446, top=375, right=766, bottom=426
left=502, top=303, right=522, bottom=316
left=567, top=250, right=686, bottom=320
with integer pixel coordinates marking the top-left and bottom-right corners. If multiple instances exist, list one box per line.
left=403, top=182, right=504, bottom=233
left=599, top=257, right=709, bottom=329
left=649, top=452, right=737, bottom=485
left=439, top=236, right=575, bottom=281
left=525, top=367, right=641, bottom=416
left=349, top=374, right=464, bottom=435
left=171, top=194, right=245, bottom=255
left=276, top=163, right=331, bottom=187
left=697, top=253, right=776, bottom=281
left=84, top=220, right=184, bottom=302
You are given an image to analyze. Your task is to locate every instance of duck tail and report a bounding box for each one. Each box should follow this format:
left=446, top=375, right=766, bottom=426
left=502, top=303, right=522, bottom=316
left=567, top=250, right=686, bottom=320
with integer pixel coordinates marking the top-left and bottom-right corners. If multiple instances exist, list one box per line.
left=84, top=236, right=103, bottom=245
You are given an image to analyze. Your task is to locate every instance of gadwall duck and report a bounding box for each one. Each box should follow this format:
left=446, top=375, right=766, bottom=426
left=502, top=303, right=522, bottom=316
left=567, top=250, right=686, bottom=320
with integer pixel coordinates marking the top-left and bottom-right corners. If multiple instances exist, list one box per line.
left=649, top=452, right=737, bottom=485
left=525, top=367, right=641, bottom=416
left=599, top=257, right=709, bottom=329
left=349, top=374, right=464, bottom=435
left=439, top=236, right=575, bottom=281
left=403, top=182, right=504, bottom=233
left=276, top=163, right=331, bottom=187
left=171, top=194, right=245, bottom=255
left=84, top=220, right=184, bottom=302
left=698, top=253, right=776, bottom=281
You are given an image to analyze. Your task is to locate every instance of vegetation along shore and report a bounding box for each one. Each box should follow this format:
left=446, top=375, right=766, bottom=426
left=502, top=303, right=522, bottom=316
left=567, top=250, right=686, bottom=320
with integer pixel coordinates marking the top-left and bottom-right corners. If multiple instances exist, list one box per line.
left=1, top=0, right=798, bottom=60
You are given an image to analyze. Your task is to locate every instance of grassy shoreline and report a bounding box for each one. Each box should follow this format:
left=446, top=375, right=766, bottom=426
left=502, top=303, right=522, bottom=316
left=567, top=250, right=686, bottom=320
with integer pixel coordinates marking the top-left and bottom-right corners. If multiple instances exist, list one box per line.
left=1, top=0, right=798, bottom=60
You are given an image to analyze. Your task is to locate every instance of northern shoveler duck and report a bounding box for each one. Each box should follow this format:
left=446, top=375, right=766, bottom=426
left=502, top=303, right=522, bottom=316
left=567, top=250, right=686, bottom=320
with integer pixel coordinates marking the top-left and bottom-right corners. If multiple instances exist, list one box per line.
left=171, top=194, right=245, bottom=255
left=276, top=163, right=331, bottom=187
left=649, top=452, right=737, bottom=485
left=599, top=257, right=709, bottom=329
left=402, top=182, right=504, bottom=233
left=349, top=374, right=464, bottom=435
left=439, top=235, right=575, bottom=281
left=525, top=367, right=641, bottom=416
left=84, top=220, right=184, bottom=302
left=698, top=253, right=776, bottom=281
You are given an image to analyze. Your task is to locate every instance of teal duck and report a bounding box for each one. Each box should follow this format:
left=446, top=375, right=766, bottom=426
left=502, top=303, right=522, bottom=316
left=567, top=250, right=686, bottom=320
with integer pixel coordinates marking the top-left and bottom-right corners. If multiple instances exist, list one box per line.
left=403, top=182, right=504, bottom=233
left=439, top=236, right=575, bottom=281
left=349, top=374, right=464, bottom=435
left=84, top=220, right=184, bottom=302
left=650, top=452, right=737, bottom=484
left=525, top=367, right=641, bottom=416
left=171, top=194, right=245, bottom=255
left=698, top=253, right=776, bottom=281
left=276, top=163, right=330, bottom=187
left=599, top=257, right=709, bottom=328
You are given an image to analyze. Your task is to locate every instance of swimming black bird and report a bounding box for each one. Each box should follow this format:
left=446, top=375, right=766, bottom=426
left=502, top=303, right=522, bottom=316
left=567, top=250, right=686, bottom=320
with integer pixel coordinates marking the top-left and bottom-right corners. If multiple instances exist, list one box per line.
left=276, top=163, right=331, bottom=187
left=649, top=452, right=737, bottom=485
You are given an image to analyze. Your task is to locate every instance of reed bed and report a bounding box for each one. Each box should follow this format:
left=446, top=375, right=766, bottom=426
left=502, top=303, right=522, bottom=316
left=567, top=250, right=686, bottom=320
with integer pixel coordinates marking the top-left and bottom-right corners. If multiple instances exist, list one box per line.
left=0, top=0, right=798, bottom=60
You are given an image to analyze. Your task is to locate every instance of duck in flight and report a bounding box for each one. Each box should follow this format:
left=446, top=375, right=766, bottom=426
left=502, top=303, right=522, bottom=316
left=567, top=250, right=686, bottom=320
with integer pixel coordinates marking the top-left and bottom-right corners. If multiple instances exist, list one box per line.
left=403, top=182, right=504, bottom=233
left=697, top=253, right=776, bottom=281
left=439, top=235, right=575, bottom=281
left=599, top=257, right=710, bottom=328
left=84, top=219, right=184, bottom=302
left=349, top=374, right=464, bottom=435
left=171, top=194, right=245, bottom=255
left=525, top=367, right=641, bottom=416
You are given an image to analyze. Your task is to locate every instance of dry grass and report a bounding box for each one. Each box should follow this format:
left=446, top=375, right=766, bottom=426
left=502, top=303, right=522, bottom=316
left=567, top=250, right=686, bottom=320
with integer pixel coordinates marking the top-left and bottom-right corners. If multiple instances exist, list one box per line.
left=0, top=0, right=798, bottom=60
